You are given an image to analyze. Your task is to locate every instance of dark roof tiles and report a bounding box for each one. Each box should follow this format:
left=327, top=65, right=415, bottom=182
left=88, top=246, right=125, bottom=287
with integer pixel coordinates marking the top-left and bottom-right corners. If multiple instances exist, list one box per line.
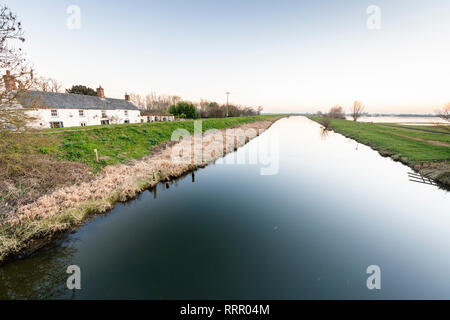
left=18, top=91, right=139, bottom=111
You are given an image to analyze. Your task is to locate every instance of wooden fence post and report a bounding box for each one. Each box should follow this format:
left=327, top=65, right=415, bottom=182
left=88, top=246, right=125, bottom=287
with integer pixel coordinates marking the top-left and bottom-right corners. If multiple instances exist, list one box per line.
left=94, top=149, right=99, bottom=162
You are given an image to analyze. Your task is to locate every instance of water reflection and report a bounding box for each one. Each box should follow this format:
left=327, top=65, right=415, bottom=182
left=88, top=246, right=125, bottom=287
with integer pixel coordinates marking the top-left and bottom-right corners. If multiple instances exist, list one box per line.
left=319, top=127, right=330, bottom=140
left=408, top=171, right=438, bottom=187
left=150, top=172, right=197, bottom=200
left=0, top=116, right=449, bottom=299
left=0, top=240, right=78, bottom=299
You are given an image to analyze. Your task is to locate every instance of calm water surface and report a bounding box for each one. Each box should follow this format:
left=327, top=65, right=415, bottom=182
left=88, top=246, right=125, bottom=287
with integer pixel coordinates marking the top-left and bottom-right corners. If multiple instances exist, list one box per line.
left=0, top=116, right=449, bottom=299
left=346, top=116, right=445, bottom=125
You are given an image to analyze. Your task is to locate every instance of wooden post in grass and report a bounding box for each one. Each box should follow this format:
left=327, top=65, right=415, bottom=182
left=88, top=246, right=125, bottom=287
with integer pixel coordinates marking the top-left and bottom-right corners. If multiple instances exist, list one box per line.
left=94, top=149, right=99, bottom=162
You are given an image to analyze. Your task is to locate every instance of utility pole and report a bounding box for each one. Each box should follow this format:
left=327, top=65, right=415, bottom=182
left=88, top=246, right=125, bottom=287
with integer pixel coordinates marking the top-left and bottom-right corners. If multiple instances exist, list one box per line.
left=226, top=92, right=230, bottom=117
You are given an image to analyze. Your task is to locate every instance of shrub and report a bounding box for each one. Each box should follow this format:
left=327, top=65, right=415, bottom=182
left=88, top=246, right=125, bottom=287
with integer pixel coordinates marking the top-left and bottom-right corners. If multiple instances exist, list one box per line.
left=328, top=105, right=346, bottom=119
left=168, top=102, right=198, bottom=119
left=321, top=116, right=331, bottom=130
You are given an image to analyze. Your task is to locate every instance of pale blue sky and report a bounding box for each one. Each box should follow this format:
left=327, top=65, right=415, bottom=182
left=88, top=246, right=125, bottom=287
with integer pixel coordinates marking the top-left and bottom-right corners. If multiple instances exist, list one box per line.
left=7, top=0, right=450, bottom=113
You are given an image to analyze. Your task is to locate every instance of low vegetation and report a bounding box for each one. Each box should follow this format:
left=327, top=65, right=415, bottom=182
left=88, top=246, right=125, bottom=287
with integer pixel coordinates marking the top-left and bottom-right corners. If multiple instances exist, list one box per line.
left=327, top=105, right=346, bottom=119
left=309, top=116, right=450, bottom=187
left=49, top=115, right=275, bottom=168
left=168, top=101, right=199, bottom=119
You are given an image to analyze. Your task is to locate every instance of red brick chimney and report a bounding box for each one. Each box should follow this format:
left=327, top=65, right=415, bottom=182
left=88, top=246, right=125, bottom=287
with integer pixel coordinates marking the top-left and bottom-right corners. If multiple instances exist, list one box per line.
left=125, top=92, right=130, bottom=101
left=97, top=86, right=105, bottom=98
left=3, top=70, right=17, bottom=91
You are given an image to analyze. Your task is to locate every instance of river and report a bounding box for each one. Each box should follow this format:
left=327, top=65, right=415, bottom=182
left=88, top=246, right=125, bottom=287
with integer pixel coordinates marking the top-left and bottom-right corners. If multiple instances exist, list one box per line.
left=345, top=116, right=444, bottom=125
left=0, top=116, right=449, bottom=299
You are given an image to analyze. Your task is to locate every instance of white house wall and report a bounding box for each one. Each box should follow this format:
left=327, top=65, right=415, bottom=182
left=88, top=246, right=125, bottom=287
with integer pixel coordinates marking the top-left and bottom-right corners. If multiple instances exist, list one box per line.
left=143, top=115, right=175, bottom=122
left=26, top=109, right=142, bottom=129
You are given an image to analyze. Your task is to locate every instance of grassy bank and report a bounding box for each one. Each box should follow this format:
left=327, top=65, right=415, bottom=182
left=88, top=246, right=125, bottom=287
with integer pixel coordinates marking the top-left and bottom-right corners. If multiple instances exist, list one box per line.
left=308, top=116, right=450, bottom=187
left=45, top=115, right=277, bottom=170
left=1, top=115, right=276, bottom=208
left=0, top=116, right=281, bottom=263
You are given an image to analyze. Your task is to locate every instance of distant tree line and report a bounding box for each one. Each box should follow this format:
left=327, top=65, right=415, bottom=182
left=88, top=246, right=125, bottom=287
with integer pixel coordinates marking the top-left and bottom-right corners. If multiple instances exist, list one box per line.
left=198, top=100, right=263, bottom=118
left=131, top=93, right=263, bottom=119
left=130, top=92, right=182, bottom=114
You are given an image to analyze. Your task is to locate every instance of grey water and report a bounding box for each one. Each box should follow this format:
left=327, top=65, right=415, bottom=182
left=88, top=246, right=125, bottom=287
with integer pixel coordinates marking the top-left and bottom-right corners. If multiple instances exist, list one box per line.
left=0, top=116, right=449, bottom=299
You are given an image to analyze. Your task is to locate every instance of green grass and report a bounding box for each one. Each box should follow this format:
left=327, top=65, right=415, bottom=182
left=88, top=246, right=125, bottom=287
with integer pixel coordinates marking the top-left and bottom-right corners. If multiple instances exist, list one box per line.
left=44, top=116, right=276, bottom=171
left=309, top=116, right=450, bottom=162
left=369, top=124, right=450, bottom=144
left=379, top=123, right=450, bottom=135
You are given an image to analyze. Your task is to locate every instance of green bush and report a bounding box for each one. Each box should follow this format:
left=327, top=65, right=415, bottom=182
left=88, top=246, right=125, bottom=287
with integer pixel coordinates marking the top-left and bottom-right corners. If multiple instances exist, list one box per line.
left=169, top=102, right=198, bottom=119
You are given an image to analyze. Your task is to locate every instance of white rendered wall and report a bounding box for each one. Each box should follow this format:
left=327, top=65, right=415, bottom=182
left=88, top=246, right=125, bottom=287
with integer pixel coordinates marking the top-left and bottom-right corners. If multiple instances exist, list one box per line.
left=26, top=109, right=142, bottom=129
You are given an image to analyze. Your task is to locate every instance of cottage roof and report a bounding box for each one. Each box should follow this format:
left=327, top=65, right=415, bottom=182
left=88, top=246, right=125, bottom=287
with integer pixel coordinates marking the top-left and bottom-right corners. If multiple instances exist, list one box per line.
left=17, top=91, right=139, bottom=111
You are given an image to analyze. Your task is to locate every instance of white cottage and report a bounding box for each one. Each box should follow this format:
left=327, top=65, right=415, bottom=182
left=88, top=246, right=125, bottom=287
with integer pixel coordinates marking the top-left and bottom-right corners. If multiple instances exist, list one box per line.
left=17, top=86, right=141, bottom=129
left=141, top=114, right=175, bottom=122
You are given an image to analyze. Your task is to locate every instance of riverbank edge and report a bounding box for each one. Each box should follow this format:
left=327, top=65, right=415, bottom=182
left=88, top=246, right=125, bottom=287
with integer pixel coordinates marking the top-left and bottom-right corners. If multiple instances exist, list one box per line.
left=307, top=116, right=450, bottom=189
left=0, top=117, right=283, bottom=265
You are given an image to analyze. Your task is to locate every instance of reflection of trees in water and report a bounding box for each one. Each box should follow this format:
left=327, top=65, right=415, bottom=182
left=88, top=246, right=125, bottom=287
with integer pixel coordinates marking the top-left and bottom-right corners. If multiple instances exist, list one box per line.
left=151, top=171, right=197, bottom=200
left=0, top=169, right=201, bottom=300
left=320, top=127, right=330, bottom=140
left=0, top=242, right=78, bottom=300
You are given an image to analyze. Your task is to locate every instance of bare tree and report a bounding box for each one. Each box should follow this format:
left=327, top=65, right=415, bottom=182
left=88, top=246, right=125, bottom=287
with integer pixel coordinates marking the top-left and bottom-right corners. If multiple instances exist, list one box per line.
left=321, top=116, right=331, bottom=130
left=144, top=92, right=181, bottom=113
left=351, top=101, right=365, bottom=121
left=132, top=91, right=260, bottom=118
left=33, top=76, right=62, bottom=93
left=129, top=93, right=146, bottom=110
left=436, top=103, right=450, bottom=123
left=49, top=78, right=62, bottom=92
left=198, top=99, right=225, bottom=118
left=128, top=92, right=184, bottom=113
left=0, top=5, right=35, bottom=131
left=0, top=5, right=50, bottom=215
left=257, top=106, right=263, bottom=115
